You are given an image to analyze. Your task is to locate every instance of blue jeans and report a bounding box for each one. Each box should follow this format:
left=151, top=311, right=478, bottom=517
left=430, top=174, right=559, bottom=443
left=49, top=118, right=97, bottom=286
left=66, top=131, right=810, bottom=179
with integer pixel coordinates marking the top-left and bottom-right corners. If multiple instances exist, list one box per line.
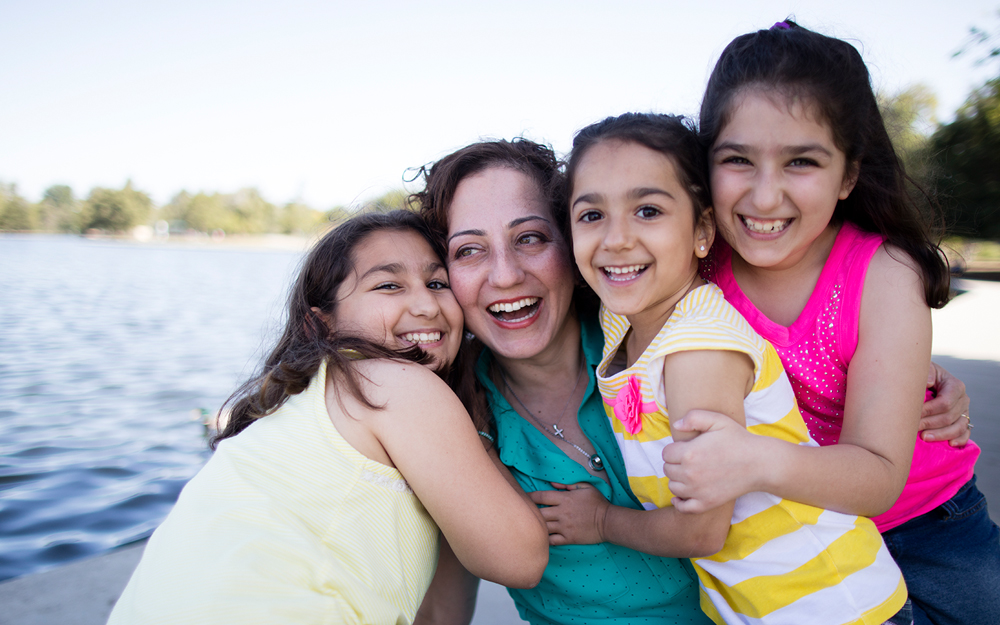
left=881, top=475, right=1000, bottom=625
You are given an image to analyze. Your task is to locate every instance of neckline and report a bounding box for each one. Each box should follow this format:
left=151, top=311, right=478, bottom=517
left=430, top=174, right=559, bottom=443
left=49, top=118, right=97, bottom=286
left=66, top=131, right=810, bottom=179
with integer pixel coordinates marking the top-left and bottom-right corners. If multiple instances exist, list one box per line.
left=717, top=223, right=855, bottom=345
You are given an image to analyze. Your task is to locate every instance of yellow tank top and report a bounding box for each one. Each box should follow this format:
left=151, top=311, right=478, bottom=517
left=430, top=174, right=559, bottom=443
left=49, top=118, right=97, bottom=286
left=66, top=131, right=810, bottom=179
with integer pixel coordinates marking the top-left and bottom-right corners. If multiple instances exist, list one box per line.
left=109, top=359, right=439, bottom=624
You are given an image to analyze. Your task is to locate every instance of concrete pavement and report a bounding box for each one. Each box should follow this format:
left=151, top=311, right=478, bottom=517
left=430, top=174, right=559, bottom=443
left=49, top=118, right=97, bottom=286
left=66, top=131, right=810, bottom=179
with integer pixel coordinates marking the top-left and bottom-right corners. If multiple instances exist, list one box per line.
left=2, top=278, right=997, bottom=625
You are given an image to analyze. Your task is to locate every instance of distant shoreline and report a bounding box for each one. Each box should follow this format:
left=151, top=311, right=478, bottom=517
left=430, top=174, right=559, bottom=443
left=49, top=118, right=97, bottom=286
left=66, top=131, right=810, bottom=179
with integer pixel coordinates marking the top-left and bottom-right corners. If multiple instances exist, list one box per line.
left=1, top=231, right=320, bottom=252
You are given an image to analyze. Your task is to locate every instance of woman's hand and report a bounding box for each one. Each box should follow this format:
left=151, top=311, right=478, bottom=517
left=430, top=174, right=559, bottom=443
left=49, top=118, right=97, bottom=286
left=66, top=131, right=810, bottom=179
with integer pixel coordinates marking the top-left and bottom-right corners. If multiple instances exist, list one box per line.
left=529, top=483, right=610, bottom=546
left=661, top=409, right=767, bottom=514
left=920, top=362, right=972, bottom=446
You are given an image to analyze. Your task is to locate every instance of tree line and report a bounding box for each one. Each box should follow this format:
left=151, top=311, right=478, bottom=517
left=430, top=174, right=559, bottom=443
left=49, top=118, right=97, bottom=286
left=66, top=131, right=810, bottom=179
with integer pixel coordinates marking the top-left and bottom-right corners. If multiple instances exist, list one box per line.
left=0, top=181, right=408, bottom=237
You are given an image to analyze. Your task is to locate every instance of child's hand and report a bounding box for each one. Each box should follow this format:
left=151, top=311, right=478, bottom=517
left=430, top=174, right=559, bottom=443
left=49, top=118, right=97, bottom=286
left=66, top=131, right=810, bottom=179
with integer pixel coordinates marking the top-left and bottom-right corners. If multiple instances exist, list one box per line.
left=662, top=409, right=762, bottom=513
left=528, top=483, right=610, bottom=546
left=920, top=362, right=972, bottom=446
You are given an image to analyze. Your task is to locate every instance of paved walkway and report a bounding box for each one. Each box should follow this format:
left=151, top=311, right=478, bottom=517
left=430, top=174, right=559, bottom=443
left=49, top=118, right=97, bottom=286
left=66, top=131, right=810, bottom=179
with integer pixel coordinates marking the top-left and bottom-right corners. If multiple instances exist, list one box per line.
left=2, top=279, right=998, bottom=625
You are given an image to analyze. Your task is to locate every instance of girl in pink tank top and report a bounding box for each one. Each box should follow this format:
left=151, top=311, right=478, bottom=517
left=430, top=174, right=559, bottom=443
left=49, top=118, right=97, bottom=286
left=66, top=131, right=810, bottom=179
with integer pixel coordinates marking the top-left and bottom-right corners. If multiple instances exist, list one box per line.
left=663, top=21, right=998, bottom=625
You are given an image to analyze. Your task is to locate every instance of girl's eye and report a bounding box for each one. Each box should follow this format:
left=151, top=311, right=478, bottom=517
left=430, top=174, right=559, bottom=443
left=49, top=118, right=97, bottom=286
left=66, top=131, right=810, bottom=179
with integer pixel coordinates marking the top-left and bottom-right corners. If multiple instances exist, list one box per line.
left=637, top=205, right=660, bottom=219
left=789, top=157, right=819, bottom=168
left=721, top=155, right=751, bottom=166
left=578, top=210, right=602, bottom=223
left=427, top=279, right=450, bottom=290
left=374, top=282, right=400, bottom=291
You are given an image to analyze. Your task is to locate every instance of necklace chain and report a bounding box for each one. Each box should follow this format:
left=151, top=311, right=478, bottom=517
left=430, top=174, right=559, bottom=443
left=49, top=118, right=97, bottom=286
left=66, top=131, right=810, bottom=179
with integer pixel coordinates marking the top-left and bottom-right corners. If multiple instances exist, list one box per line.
left=499, top=361, right=605, bottom=472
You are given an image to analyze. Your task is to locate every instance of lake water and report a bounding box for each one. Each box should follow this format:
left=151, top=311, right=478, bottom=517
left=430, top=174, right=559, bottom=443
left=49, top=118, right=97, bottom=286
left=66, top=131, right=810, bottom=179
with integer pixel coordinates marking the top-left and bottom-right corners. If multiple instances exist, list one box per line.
left=0, top=235, right=304, bottom=581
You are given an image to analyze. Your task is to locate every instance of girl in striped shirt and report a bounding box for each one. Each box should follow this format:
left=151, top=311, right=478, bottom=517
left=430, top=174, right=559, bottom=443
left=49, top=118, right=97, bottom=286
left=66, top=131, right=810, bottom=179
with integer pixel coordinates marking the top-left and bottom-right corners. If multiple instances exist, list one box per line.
left=541, top=112, right=909, bottom=624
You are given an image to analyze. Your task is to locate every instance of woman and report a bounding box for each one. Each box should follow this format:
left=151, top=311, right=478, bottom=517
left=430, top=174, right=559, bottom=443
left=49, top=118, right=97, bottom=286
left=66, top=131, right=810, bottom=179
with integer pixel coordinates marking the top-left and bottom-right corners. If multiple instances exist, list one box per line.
left=410, top=138, right=971, bottom=625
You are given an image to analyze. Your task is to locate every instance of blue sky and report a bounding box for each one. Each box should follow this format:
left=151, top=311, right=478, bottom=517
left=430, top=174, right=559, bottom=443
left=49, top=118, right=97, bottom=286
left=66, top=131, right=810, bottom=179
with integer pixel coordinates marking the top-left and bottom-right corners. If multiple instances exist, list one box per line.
left=1, top=0, right=997, bottom=209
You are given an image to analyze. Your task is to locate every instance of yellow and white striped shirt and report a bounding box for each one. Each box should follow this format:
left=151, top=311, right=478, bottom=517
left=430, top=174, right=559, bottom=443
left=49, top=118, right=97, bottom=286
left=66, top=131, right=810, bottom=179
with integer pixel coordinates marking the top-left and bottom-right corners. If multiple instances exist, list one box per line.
left=109, top=359, right=439, bottom=625
left=597, top=283, right=906, bottom=625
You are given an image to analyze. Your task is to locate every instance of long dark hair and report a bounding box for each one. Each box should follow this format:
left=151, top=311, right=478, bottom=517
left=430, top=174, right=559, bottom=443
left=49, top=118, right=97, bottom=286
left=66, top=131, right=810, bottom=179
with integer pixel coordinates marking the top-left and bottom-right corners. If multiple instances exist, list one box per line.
left=212, top=210, right=470, bottom=448
left=699, top=19, right=950, bottom=308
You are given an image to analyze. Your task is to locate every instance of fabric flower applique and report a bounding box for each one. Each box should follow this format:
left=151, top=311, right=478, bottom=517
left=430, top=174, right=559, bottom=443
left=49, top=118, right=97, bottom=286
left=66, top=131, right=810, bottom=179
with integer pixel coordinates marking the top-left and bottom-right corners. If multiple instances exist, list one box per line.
left=611, top=375, right=657, bottom=435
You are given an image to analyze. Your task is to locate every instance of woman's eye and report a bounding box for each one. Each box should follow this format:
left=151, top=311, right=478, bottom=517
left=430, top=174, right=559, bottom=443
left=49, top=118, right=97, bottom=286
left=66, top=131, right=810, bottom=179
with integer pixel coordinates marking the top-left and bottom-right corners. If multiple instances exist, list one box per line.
left=454, top=246, right=480, bottom=259
left=578, top=210, right=602, bottom=223
left=516, top=232, right=547, bottom=245
left=637, top=205, right=660, bottom=219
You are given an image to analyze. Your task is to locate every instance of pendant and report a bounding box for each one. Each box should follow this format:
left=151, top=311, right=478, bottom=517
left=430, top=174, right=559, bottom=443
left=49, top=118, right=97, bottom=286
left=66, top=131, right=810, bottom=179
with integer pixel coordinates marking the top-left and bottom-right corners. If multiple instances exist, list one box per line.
left=552, top=425, right=564, bottom=437
left=589, top=455, right=605, bottom=472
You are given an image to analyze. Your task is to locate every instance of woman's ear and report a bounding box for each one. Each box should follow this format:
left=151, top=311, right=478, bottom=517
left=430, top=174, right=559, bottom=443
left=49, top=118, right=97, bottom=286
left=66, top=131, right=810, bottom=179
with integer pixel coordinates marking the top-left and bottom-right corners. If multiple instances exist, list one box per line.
left=840, top=161, right=860, bottom=200
left=695, top=208, right=716, bottom=259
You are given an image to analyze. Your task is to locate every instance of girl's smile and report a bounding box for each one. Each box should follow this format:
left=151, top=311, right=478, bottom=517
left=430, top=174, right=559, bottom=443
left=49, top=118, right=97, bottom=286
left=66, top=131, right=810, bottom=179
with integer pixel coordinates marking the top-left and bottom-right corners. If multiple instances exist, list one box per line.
left=333, top=230, right=464, bottom=370
left=570, top=140, right=711, bottom=337
left=710, top=90, right=857, bottom=273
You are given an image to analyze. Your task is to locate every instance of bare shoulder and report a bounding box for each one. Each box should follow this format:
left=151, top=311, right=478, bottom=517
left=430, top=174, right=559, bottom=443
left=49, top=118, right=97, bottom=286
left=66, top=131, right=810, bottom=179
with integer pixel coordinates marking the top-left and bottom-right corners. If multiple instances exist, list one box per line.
left=865, top=244, right=926, bottom=306
left=352, top=358, right=461, bottom=409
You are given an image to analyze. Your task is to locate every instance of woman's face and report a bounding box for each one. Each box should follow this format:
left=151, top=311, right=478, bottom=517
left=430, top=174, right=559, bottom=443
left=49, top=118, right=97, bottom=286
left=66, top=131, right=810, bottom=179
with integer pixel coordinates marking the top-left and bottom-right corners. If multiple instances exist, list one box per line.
left=445, top=167, right=576, bottom=362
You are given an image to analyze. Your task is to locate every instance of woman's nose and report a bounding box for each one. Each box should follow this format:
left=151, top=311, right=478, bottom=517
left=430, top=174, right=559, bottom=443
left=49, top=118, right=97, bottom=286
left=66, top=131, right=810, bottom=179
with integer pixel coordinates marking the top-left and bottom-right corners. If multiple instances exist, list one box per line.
left=488, top=248, right=525, bottom=288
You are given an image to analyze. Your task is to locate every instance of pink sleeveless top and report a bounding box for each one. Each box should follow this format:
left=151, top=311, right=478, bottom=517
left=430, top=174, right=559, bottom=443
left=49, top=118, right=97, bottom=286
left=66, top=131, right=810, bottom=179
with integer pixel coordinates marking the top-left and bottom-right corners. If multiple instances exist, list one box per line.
left=702, top=223, right=980, bottom=531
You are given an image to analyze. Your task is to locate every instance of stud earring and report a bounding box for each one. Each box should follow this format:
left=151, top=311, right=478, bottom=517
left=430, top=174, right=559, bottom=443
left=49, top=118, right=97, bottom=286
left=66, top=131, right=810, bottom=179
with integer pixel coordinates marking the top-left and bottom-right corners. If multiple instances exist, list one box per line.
left=699, top=246, right=705, bottom=251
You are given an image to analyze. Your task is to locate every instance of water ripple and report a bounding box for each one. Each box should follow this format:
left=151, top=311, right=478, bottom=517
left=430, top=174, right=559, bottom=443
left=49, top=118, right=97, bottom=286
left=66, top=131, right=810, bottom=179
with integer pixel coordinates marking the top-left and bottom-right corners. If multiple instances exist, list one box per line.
left=0, top=234, right=301, bottom=581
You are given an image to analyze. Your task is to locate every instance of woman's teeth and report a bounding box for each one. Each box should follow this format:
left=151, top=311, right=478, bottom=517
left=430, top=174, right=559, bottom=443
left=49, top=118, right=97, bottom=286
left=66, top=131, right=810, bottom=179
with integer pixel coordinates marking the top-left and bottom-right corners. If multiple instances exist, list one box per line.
left=488, top=297, right=539, bottom=314
left=603, top=265, right=647, bottom=281
left=401, top=331, right=441, bottom=344
left=741, top=216, right=791, bottom=234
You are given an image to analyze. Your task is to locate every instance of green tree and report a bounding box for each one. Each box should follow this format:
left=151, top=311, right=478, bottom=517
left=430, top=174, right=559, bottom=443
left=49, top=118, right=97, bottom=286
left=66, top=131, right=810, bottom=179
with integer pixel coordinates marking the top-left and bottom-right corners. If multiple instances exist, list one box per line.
left=278, top=201, right=326, bottom=235
left=0, top=183, right=37, bottom=231
left=81, top=181, right=153, bottom=232
left=37, top=184, right=80, bottom=232
left=930, top=13, right=1000, bottom=238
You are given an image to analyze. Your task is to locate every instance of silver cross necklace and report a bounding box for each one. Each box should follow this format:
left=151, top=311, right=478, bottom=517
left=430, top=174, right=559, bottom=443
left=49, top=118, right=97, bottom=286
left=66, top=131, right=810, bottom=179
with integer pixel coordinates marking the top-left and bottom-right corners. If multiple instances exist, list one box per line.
left=499, top=361, right=605, bottom=472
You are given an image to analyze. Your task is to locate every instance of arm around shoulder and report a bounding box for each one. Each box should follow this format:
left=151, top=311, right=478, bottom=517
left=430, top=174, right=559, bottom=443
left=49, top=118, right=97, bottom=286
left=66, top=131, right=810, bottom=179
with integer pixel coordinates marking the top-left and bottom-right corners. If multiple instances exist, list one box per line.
left=365, top=361, right=548, bottom=588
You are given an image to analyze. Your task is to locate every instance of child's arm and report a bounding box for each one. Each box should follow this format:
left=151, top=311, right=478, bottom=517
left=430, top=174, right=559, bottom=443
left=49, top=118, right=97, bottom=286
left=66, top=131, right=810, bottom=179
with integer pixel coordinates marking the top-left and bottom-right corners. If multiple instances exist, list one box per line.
left=530, top=348, right=752, bottom=558
left=362, top=360, right=548, bottom=589
left=665, top=247, right=931, bottom=517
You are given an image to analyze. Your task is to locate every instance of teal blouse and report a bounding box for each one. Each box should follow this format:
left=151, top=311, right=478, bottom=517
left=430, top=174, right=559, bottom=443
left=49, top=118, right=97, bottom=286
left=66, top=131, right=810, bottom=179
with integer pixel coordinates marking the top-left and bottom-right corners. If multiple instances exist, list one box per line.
left=477, top=314, right=710, bottom=625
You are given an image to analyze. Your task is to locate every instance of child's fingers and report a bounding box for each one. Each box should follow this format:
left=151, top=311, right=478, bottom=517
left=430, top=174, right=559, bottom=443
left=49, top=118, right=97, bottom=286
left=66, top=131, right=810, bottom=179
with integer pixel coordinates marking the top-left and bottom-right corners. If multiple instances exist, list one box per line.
left=671, top=409, right=732, bottom=434
left=671, top=496, right=709, bottom=514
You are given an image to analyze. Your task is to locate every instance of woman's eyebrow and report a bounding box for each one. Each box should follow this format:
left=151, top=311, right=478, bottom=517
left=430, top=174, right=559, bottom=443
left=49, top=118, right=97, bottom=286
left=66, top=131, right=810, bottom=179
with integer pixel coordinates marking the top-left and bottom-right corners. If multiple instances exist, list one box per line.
left=447, top=229, right=485, bottom=244
left=508, top=216, right=549, bottom=228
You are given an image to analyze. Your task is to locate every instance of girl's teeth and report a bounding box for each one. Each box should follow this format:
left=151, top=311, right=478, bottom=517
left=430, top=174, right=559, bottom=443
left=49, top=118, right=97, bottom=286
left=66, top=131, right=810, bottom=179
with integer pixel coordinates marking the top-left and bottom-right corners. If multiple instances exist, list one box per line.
left=488, top=297, right=539, bottom=313
left=402, top=332, right=441, bottom=344
left=742, top=216, right=790, bottom=233
left=602, top=265, right=647, bottom=281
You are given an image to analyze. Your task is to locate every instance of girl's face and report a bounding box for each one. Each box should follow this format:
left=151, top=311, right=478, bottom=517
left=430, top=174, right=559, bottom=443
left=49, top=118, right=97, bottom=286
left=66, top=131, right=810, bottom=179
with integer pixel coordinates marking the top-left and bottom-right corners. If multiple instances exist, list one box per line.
left=445, top=166, right=576, bottom=362
left=333, top=230, right=464, bottom=370
left=570, top=140, right=712, bottom=325
left=710, top=91, right=857, bottom=272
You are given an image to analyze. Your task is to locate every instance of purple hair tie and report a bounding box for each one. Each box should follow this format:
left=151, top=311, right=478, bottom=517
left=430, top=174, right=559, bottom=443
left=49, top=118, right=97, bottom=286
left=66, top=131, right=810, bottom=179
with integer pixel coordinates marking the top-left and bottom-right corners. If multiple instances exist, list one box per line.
left=771, top=21, right=790, bottom=30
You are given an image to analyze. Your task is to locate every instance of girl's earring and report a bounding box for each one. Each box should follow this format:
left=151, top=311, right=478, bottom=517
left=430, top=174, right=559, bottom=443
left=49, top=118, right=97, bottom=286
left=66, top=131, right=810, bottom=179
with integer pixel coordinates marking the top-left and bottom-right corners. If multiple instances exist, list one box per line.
left=700, top=246, right=705, bottom=251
